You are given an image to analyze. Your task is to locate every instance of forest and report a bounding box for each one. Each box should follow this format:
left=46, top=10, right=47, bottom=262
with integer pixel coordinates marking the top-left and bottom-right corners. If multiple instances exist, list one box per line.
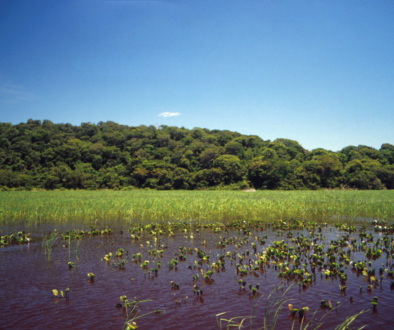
left=0, top=119, right=393, bottom=191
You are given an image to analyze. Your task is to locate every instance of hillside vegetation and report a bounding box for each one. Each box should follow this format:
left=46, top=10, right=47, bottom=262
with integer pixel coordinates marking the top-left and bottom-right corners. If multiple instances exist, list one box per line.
left=0, top=119, right=393, bottom=190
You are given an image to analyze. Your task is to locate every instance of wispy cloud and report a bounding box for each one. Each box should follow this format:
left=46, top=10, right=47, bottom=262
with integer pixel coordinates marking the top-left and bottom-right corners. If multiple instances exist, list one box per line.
left=158, top=112, right=180, bottom=117
left=0, top=83, right=37, bottom=104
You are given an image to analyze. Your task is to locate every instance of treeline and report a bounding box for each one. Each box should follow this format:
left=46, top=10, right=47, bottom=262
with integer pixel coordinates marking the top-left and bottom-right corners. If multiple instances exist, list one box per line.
left=0, top=119, right=393, bottom=191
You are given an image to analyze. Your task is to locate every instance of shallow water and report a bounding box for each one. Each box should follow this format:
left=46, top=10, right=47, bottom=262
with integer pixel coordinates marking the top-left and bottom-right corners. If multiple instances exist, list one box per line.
left=0, top=222, right=391, bottom=329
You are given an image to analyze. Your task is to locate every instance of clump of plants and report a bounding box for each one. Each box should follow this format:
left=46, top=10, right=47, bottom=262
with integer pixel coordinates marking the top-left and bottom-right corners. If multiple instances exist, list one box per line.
left=288, top=304, right=309, bottom=317
left=204, top=270, right=215, bottom=282
left=52, top=288, right=70, bottom=298
left=115, top=248, right=125, bottom=257
left=320, top=299, right=332, bottom=309
left=1, top=231, right=32, bottom=246
left=116, top=260, right=127, bottom=269
left=103, top=252, right=113, bottom=262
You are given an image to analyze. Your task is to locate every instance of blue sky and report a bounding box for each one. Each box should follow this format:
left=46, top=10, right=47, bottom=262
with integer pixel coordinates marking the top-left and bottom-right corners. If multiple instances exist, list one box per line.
left=0, top=0, right=393, bottom=151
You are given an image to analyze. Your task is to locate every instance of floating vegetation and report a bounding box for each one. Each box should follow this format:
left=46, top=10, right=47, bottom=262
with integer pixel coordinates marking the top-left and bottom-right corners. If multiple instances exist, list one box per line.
left=108, top=217, right=394, bottom=327
left=0, top=226, right=112, bottom=252
left=52, top=288, right=69, bottom=298
left=0, top=231, right=32, bottom=246
left=61, top=226, right=113, bottom=240
left=371, top=296, right=378, bottom=309
left=5, top=206, right=394, bottom=328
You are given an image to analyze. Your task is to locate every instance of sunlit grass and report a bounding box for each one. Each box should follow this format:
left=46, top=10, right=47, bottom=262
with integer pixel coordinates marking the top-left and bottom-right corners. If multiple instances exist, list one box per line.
left=0, top=190, right=393, bottom=226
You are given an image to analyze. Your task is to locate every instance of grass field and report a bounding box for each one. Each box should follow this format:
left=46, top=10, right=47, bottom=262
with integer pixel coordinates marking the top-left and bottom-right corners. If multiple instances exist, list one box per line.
left=0, top=190, right=393, bottom=226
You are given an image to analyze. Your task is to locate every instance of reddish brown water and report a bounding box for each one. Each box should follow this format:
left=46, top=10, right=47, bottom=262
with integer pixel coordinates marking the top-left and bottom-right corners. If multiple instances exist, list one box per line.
left=0, top=223, right=390, bottom=329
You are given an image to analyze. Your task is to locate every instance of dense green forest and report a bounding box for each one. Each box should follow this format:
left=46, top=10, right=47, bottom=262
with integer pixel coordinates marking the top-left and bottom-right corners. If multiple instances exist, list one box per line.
left=0, top=119, right=393, bottom=191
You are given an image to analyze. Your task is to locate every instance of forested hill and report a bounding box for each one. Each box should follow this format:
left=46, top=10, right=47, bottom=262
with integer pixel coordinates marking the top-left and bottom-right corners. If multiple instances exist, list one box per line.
left=0, top=119, right=393, bottom=190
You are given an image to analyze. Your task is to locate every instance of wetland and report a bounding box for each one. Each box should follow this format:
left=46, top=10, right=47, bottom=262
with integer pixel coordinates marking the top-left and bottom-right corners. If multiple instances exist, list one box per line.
left=1, top=190, right=394, bottom=329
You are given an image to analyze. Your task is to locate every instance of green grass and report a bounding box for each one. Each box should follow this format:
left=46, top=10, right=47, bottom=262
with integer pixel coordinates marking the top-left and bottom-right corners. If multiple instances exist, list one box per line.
left=41, top=230, right=57, bottom=262
left=0, top=190, right=393, bottom=226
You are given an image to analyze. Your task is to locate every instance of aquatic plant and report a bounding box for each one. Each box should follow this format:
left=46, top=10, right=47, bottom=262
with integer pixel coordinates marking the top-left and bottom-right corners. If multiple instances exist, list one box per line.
left=3, top=190, right=394, bottom=226
left=42, top=230, right=58, bottom=262
left=118, top=297, right=158, bottom=330
left=0, top=231, right=32, bottom=246
left=115, top=248, right=125, bottom=257
left=117, top=260, right=127, bottom=269
left=104, top=252, right=113, bottom=262
left=298, top=306, right=309, bottom=317
left=217, top=285, right=294, bottom=330
left=168, top=259, right=178, bottom=268
left=371, top=296, right=378, bottom=308
left=320, top=300, right=332, bottom=309
left=52, top=288, right=69, bottom=298
left=140, top=260, right=149, bottom=269
left=218, top=285, right=367, bottom=330
left=4, top=194, right=394, bottom=329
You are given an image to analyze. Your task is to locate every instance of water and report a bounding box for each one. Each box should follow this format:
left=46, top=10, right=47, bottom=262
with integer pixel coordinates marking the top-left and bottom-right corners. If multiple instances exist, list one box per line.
left=0, top=222, right=391, bottom=329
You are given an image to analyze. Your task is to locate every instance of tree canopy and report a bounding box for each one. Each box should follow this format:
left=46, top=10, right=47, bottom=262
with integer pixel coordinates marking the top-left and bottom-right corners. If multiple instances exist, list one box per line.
left=0, top=119, right=393, bottom=190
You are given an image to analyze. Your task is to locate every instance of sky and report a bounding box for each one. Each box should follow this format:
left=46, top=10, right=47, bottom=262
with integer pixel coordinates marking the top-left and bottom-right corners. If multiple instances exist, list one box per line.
left=0, top=0, right=393, bottom=151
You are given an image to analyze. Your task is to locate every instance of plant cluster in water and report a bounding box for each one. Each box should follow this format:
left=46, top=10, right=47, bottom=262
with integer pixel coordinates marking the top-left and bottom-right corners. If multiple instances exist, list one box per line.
left=1, top=231, right=32, bottom=246
left=42, top=216, right=394, bottom=329
left=61, top=226, right=113, bottom=240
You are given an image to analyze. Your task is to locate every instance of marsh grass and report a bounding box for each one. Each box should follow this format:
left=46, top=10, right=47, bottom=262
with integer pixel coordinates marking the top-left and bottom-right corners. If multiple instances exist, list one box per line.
left=42, top=231, right=57, bottom=262
left=216, top=285, right=292, bottom=330
left=121, top=299, right=155, bottom=330
left=217, top=285, right=368, bottom=330
left=334, top=311, right=368, bottom=330
left=1, top=190, right=394, bottom=226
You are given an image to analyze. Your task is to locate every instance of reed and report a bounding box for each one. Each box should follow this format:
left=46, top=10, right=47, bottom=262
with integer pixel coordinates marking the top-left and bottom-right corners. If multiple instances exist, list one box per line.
left=0, top=190, right=393, bottom=226
left=42, top=230, right=57, bottom=262
left=216, top=285, right=368, bottom=330
left=121, top=299, right=156, bottom=330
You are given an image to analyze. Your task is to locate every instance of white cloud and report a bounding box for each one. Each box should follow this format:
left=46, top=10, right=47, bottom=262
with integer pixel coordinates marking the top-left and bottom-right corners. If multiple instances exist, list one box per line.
left=158, top=112, right=180, bottom=117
